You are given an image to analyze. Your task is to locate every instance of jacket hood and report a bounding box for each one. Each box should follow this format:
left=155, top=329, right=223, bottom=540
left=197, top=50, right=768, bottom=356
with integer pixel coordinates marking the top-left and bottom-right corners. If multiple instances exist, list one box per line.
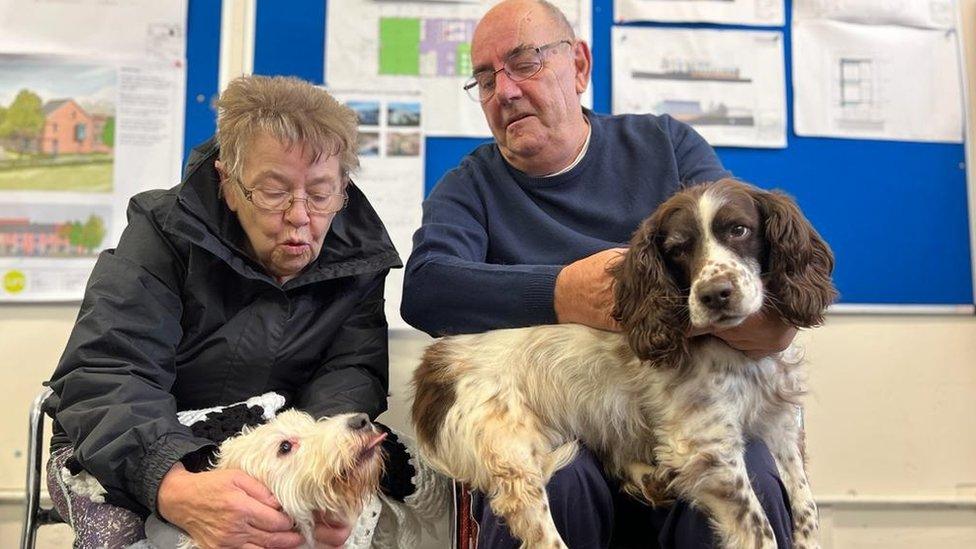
left=164, top=137, right=402, bottom=287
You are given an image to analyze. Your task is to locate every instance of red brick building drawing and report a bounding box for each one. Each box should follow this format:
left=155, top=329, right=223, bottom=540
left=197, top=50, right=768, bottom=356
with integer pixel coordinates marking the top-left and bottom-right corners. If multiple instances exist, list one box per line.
left=0, top=218, right=88, bottom=256
left=38, top=99, right=112, bottom=156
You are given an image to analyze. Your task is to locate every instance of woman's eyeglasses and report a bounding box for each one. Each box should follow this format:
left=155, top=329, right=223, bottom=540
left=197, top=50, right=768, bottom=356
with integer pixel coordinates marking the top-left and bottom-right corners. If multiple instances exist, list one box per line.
left=234, top=178, right=348, bottom=215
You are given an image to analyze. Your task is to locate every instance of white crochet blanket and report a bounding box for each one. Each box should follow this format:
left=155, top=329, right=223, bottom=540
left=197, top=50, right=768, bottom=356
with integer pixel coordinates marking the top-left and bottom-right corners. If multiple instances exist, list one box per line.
left=348, top=437, right=452, bottom=549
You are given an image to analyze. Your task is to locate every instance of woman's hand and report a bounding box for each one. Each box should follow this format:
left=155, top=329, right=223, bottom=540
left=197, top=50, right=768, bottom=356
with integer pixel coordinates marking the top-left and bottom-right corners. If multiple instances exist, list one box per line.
left=157, top=463, right=304, bottom=549
left=312, top=510, right=352, bottom=549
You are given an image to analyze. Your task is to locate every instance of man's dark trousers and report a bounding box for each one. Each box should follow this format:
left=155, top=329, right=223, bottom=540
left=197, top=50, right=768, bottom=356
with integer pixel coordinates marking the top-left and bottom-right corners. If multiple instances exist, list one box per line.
left=472, top=441, right=794, bottom=548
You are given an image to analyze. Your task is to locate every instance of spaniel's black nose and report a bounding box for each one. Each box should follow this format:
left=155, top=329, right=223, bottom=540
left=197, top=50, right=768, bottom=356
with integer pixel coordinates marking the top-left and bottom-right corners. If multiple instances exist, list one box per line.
left=346, top=413, right=372, bottom=431
left=699, top=279, right=734, bottom=310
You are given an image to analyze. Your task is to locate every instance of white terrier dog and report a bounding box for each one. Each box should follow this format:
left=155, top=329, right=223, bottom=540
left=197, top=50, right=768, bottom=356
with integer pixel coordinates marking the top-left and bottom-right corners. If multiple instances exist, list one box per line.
left=179, top=409, right=387, bottom=548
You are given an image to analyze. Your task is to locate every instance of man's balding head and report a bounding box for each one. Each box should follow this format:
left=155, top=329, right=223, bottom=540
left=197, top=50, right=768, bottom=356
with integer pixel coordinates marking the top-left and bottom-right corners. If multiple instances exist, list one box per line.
left=475, top=0, right=574, bottom=47
left=469, top=0, right=591, bottom=176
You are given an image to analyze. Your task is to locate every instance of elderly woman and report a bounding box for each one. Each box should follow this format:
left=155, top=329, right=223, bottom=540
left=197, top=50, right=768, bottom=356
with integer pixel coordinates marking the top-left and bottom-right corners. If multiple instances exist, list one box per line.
left=46, top=75, right=400, bottom=548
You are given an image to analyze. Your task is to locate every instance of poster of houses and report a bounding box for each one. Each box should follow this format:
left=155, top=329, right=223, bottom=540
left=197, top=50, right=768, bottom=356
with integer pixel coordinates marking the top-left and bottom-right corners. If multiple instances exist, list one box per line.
left=0, top=54, right=185, bottom=301
left=0, top=55, right=115, bottom=274
left=0, top=56, right=116, bottom=194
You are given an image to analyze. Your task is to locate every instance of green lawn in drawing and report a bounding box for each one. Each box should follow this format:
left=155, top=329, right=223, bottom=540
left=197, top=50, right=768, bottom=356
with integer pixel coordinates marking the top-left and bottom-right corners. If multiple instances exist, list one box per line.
left=0, top=154, right=113, bottom=192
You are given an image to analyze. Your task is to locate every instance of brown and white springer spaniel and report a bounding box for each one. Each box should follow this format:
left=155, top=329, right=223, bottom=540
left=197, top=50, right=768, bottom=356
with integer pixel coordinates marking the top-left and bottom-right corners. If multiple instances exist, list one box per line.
left=411, top=179, right=837, bottom=549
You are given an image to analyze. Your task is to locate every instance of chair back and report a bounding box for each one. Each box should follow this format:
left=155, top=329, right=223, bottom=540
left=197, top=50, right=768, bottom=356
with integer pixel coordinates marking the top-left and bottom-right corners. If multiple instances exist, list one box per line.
left=20, top=386, right=64, bottom=549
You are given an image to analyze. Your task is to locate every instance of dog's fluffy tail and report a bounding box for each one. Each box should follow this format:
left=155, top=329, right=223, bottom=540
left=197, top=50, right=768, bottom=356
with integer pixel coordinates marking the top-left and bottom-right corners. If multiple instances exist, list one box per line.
left=542, top=441, right=580, bottom=480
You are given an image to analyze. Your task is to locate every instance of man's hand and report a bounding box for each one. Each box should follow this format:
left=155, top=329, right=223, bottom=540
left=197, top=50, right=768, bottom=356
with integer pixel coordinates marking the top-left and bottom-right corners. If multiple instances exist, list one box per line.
left=157, top=463, right=303, bottom=549
left=712, top=311, right=798, bottom=359
left=312, top=510, right=352, bottom=549
left=554, top=248, right=627, bottom=331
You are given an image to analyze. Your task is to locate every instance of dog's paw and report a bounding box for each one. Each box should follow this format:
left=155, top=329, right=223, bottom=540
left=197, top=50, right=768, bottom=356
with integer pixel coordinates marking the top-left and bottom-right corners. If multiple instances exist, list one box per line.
left=622, top=462, right=674, bottom=506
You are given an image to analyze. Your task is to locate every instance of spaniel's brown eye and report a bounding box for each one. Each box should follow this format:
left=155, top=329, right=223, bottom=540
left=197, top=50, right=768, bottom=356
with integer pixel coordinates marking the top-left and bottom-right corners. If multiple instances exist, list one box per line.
left=729, top=225, right=750, bottom=239
left=278, top=440, right=292, bottom=456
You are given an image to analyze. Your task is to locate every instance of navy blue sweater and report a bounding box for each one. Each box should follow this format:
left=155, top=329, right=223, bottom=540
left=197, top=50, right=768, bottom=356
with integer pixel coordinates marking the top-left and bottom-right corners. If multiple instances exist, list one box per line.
left=402, top=110, right=730, bottom=336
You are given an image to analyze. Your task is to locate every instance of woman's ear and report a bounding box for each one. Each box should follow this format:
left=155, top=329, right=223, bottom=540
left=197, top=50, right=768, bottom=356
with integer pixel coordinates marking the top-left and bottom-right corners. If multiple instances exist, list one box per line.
left=215, top=161, right=240, bottom=213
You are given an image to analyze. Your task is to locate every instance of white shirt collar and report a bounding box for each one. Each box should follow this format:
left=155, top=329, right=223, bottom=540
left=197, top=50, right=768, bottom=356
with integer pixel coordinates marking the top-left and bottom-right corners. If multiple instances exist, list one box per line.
left=545, top=121, right=592, bottom=177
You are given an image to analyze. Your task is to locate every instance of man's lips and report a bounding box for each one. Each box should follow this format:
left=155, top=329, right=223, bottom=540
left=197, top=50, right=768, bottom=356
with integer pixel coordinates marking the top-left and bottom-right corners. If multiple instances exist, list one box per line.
left=505, top=112, right=533, bottom=127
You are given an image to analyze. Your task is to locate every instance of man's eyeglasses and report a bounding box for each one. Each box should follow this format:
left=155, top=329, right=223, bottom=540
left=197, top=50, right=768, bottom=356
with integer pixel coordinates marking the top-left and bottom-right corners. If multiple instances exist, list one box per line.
left=463, top=40, right=574, bottom=103
left=233, top=178, right=348, bottom=215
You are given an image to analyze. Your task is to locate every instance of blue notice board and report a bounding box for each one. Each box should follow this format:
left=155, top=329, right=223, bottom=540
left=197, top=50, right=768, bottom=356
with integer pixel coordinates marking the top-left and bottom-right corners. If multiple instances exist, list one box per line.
left=227, top=0, right=972, bottom=307
left=183, top=0, right=221, bottom=165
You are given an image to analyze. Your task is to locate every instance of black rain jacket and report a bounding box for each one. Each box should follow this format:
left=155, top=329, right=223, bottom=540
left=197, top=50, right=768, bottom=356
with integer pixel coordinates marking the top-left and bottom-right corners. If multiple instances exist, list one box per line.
left=47, top=138, right=401, bottom=516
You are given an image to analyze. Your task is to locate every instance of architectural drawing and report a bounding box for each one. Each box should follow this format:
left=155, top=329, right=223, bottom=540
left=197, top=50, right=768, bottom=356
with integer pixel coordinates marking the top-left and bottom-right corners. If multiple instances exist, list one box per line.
left=836, top=57, right=884, bottom=131
left=0, top=56, right=116, bottom=193
left=613, top=26, right=786, bottom=148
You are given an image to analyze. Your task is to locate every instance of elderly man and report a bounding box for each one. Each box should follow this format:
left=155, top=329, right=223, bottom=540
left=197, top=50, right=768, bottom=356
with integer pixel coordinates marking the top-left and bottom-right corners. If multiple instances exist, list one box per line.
left=402, top=1, right=796, bottom=547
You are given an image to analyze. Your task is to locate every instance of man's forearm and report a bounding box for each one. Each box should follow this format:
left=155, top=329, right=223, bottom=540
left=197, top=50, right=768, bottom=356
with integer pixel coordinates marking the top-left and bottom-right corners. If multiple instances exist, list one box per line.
left=402, top=258, right=561, bottom=336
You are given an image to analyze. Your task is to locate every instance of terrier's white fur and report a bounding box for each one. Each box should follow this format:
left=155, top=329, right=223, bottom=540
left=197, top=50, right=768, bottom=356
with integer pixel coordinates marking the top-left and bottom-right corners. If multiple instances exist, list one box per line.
left=180, top=409, right=386, bottom=548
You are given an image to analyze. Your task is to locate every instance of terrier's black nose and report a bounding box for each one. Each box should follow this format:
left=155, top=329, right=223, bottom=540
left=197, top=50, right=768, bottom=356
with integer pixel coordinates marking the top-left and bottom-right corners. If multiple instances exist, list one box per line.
left=699, top=279, right=734, bottom=310
left=346, top=413, right=372, bottom=431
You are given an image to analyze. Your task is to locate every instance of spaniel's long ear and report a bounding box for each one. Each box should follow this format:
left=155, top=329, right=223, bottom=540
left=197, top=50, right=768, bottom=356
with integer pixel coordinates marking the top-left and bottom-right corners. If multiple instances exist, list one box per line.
left=753, top=189, right=838, bottom=328
left=611, top=214, right=688, bottom=367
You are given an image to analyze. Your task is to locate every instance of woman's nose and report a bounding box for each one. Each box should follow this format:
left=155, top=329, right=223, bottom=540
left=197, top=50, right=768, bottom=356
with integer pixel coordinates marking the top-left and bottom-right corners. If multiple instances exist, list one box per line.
left=283, top=198, right=311, bottom=225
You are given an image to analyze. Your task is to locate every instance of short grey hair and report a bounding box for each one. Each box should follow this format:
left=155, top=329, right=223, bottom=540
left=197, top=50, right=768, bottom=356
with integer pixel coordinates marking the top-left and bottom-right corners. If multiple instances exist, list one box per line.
left=216, top=75, right=359, bottom=183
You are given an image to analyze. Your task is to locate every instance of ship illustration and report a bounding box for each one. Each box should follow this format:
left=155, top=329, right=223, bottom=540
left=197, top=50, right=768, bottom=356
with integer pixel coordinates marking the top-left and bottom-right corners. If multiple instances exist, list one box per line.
left=634, top=58, right=751, bottom=83
left=657, top=100, right=755, bottom=127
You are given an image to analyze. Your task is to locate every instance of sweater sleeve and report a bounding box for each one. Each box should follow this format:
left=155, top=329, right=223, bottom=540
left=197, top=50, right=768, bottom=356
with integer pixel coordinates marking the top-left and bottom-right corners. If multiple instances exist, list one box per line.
left=49, top=197, right=212, bottom=514
left=401, top=170, right=562, bottom=336
left=662, top=114, right=732, bottom=184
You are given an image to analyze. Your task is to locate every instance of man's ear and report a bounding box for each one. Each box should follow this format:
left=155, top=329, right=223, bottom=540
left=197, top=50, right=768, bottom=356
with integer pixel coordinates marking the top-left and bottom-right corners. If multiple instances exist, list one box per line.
left=214, top=160, right=239, bottom=213
left=573, top=40, right=592, bottom=95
